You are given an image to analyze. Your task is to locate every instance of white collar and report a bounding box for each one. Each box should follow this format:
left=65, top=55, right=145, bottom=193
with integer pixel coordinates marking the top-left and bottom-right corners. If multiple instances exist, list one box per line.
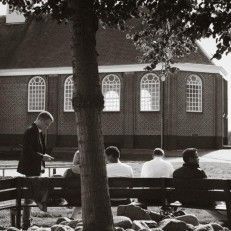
left=34, top=122, right=42, bottom=133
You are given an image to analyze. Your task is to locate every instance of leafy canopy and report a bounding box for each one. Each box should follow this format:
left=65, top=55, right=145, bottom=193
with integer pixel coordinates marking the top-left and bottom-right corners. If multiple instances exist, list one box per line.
left=1, top=0, right=230, bottom=74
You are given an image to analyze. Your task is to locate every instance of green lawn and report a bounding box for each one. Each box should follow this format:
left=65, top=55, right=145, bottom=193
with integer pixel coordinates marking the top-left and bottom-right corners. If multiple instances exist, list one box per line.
left=0, top=161, right=230, bottom=228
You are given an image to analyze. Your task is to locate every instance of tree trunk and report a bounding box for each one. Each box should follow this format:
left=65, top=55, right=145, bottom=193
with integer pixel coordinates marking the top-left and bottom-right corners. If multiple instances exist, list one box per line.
left=68, top=0, right=114, bottom=230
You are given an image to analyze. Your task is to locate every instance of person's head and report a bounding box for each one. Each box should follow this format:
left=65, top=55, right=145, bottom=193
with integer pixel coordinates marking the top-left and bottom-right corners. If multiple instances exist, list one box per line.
left=105, top=146, right=120, bottom=163
left=71, top=150, right=81, bottom=174
left=35, top=111, right=54, bottom=131
left=153, top=148, right=165, bottom=158
left=73, top=150, right=80, bottom=166
left=182, top=148, right=199, bottom=165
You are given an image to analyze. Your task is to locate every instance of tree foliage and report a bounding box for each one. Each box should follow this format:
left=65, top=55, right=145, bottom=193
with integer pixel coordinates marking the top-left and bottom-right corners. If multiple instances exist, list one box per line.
left=1, top=0, right=230, bottom=71
left=126, top=0, right=231, bottom=75
left=0, top=1, right=230, bottom=230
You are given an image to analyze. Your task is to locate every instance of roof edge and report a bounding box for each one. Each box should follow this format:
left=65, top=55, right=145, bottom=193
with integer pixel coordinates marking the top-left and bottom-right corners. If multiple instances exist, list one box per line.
left=0, top=63, right=228, bottom=80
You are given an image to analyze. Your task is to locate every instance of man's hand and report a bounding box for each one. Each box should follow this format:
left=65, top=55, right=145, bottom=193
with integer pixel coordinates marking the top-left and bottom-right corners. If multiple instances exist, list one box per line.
left=42, top=153, right=54, bottom=161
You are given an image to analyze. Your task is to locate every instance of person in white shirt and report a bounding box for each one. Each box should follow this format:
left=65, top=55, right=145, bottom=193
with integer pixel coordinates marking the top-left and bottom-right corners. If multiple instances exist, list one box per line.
left=141, top=148, right=174, bottom=178
left=105, top=146, right=134, bottom=178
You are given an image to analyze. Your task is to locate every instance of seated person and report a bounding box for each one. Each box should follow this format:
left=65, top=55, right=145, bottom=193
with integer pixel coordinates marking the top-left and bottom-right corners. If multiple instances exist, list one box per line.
left=140, top=148, right=174, bottom=207
left=141, top=148, right=174, bottom=178
left=105, top=146, right=134, bottom=205
left=173, top=148, right=226, bottom=220
left=63, top=150, right=81, bottom=220
left=173, top=148, right=206, bottom=179
left=64, top=150, right=80, bottom=177
left=173, top=148, right=207, bottom=206
left=105, top=146, right=134, bottom=178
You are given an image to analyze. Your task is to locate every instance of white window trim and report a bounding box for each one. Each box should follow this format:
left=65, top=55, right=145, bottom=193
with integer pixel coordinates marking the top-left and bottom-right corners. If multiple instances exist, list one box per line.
left=140, top=73, right=160, bottom=112
left=28, top=76, right=46, bottom=112
left=102, top=74, right=121, bottom=112
left=64, top=75, right=74, bottom=112
left=186, top=74, right=203, bottom=113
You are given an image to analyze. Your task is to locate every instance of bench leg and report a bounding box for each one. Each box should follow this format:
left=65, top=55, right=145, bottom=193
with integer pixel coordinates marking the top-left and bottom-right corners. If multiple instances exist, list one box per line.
left=10, top=208, right=16, bottom=227
left=226, top=202, right=231, bottom=228
left=16, top=207, right=21, bottom=229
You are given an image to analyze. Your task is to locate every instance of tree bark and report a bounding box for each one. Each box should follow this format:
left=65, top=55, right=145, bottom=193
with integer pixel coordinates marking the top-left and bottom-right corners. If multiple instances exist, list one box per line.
left=68, top=0, right=114, bottom=230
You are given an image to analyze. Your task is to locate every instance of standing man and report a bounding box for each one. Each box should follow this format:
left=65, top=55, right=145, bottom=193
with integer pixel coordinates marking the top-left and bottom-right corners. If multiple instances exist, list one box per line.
left=141, top=148, right=174, bottom=178
left=17, top=111, right=54, bottom=229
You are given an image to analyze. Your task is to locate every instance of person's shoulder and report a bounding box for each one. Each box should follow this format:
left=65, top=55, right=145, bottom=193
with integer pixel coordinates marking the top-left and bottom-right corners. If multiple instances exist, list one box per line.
left=107, top=163, right=115, bottom=168
left=162, top=158, right=173, bottom=165
left=142, top=160, right=153, bottom=167
left=64, top=168, right=80, bottom=178
left=25, top=123, right=37, bottom=134
left=118, top=162, right=133, bottom=171
left=173, top=166, right=183, bottom=177
left=120, top=162, right=133, bottom=171
left=197, top=167, right=204, bottom=172
left=197, top=167, right=207, bottom=177
left=24, top=124, right=37, bottom=137
left=141, top=160, right=154, bottom=172
left=118, top=162, right=129, bottom=169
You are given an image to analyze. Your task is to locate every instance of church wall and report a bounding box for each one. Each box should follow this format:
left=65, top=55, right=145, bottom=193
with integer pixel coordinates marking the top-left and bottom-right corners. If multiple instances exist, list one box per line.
left=0, top=71, right=227, bottom=150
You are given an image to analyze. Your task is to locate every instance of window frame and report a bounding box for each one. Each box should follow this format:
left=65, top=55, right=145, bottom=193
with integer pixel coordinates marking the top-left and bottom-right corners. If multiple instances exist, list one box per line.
left=186, top=74, right=203, bottom=113
left=102, top=74, right=121, bottom=112
left=140, top=73, right=160, bottom=112
left=28, top=76, right=46, bottom=112
left=64, top=75, right=74, bottom=112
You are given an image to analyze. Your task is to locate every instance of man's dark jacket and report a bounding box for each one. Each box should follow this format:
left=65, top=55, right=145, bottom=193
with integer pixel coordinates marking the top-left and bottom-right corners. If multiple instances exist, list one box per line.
left=173, top=163, right=209, bottom=206
left=17, top=123, right=45, bottom=176
left=173, top=163, right=207, bottom=179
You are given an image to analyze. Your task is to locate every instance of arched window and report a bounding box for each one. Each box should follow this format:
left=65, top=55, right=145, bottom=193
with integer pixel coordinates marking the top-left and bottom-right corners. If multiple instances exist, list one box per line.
left=140, top=73, right=160, bottom=111
left=28, top=76, right=46, bottom=112
left=186, top=75, right=202, bottom=112
left=102, top=74, right=120, bottom=111
left=64, top=75, right=74, bottom=112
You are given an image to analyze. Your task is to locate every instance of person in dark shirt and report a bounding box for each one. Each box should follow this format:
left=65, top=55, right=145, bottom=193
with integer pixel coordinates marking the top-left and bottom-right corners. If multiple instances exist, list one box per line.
left=173, top=148, right=207, bottom=206
left=173, top=148, right=226, bottom=220
left=173, top=148, right=206, bottom=179
left=17, top=111, right=54, bottom=229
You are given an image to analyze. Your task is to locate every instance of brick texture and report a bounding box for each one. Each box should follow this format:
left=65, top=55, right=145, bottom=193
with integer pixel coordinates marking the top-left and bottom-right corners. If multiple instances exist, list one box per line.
left=0, top=71, right=227, bottom=149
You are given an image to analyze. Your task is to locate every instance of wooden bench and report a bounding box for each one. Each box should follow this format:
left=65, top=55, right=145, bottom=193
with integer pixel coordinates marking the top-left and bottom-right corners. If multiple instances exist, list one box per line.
left=0, top=178, right=19, bottom=226
left=0, top=177, right=231, bottom=228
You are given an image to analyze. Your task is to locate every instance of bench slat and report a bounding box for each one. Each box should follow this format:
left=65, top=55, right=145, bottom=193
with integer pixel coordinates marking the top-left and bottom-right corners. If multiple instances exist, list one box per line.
left=172, top=190, right=228, bottom=202
left=172, top=179, right=228, bottom=190
left=0, top=203, right=16, bottom=210
left=109, top=188, right=164, bottom=199
left=108, top=177, right=165, bottom=187
left=20, top=177, right=81, bottom=188
left=0, top=178, right=17, bottom=190
left=0, top=189, right=17, bottom=202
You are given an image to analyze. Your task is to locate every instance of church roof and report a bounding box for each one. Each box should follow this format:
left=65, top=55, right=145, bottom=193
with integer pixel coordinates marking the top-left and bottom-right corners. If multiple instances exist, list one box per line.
left=0, top=17, right=212, bottom=69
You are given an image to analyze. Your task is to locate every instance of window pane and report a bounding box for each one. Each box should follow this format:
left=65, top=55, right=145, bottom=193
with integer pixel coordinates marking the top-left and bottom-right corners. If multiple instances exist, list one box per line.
left=186, top=75, right=202, bottom=112
left=140, top=73, right=160, bottom=111
left=28, top=76, right=46, bottom=111
left=64, top=76, right=74, bottom=112
left=102, top=74, right=120, bottom=111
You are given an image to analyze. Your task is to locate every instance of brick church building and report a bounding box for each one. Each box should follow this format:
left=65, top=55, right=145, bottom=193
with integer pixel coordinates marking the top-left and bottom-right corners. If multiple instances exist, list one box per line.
left=0, top=12, right=228, bottom=153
